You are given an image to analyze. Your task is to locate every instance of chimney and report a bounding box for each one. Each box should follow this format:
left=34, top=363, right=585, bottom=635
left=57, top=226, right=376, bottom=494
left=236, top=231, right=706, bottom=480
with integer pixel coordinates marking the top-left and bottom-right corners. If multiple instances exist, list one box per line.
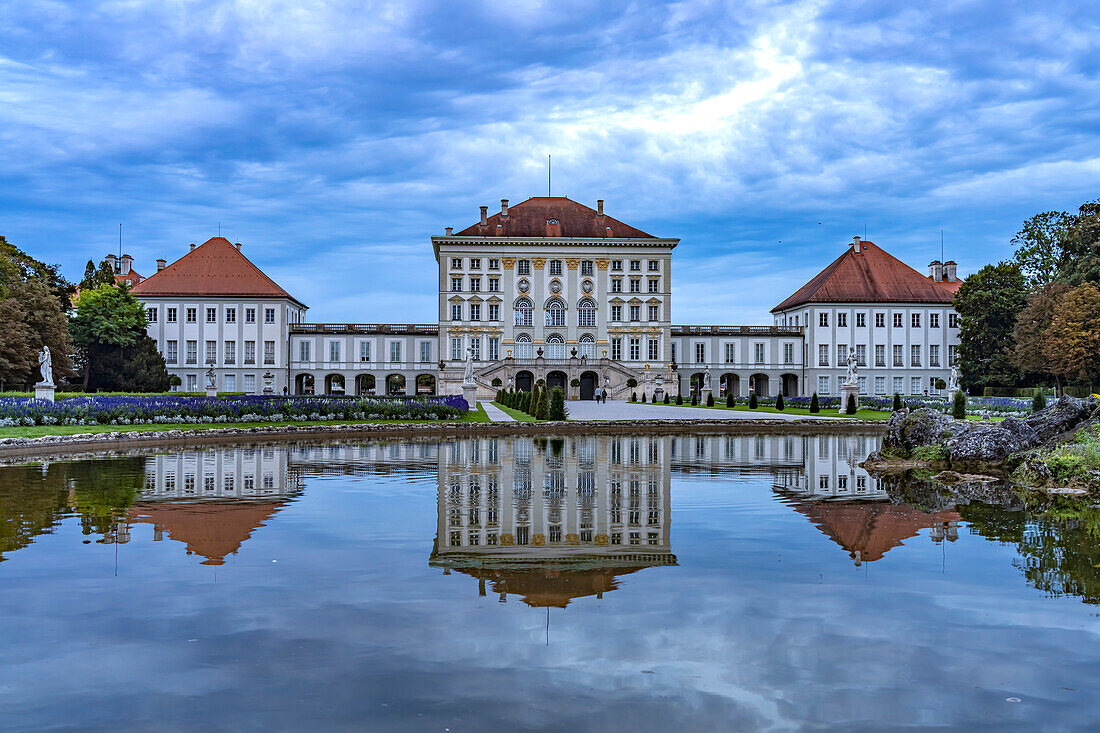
left=501, top=199, right=509, bottom=217
left=597, top=199, right=604, bottom=216
left=851, top=235, right=862, bottom=253
left=156, top=258, right=166, bottom=272
left=445, top=226, right=453, bottom=236
left=943, top=260, right=957, bottom=281
left=929, top=260, right=944, bottom=282
left=479, top=206, right=488, bottom=226
left=189, top=243, right=196, bottom=251
left=234, top=242, right=241, bottom=251
left=119, top=254, right=132, bottom=275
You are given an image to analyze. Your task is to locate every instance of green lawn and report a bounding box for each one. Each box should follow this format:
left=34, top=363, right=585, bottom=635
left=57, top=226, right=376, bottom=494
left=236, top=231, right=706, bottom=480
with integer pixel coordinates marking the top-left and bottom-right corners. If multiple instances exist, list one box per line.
left=0, top=403, right=489, bottom=439
left=490, top=401, right=539, bottom=422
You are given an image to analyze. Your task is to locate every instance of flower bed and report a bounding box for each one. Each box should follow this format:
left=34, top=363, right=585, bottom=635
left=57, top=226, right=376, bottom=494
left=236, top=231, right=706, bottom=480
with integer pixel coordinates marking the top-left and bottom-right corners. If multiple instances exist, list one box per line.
left=705, top=394, right=1033, bottom=417
left=0, top=395, right=468, bottom=427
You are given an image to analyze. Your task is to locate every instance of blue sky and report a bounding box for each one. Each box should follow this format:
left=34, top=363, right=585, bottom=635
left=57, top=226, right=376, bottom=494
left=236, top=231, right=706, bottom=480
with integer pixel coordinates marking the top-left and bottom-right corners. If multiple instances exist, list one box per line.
left=1, top=0, right=1097, bottom=324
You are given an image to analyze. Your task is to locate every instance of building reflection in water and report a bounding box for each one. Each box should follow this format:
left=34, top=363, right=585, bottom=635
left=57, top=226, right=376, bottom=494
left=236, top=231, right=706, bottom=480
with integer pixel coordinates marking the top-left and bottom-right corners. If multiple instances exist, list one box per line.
left=430, top=436, right=677, bottom=607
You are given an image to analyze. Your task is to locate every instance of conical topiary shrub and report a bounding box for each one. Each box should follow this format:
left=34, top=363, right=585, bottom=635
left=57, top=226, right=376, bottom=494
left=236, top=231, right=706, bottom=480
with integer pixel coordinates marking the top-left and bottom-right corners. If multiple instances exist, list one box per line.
left=775, top=393, right=784, bottom=411
left=952, top=389, right=967, bottom=420
left=749, top=393, right=758, bottom=409
left=663, top=393, right=669, bottom=404
left=726, top=392, right=734, bottom=408
left=676, top=393, right=682, bottom=405
left=549, top=386, right=566, bottom=421
left=631, top=391, right=637, bottom=402
left=706, top=393, right=714, bottom=407
left=845, top=393, right=858, bottom=415
left=809, top=392, right=819, bottom=413
left=535, top=389, right=550, bottom=420
left=893, top=393, right=903, bottom=411
left=691, top=394, right=698, bottom=406
left=1032, top=390, right=1046, bottom=413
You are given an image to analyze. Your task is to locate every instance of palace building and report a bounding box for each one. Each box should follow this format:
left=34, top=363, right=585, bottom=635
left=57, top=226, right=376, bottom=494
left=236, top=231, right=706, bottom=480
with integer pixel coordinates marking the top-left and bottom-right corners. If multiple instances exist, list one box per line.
left=127, top=196, right=960, bottom=399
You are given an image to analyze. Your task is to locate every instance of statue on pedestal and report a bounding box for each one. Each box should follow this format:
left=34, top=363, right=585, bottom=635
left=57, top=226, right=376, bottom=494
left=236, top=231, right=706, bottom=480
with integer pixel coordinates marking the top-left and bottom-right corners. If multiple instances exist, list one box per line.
left=463, top=345, right=475, bottom=384
left=703, top=367, right=711, bottom=393
left=37, top=346, right=54, bottom=386
left=948, top=366, right=960, bottom=395
left=205, top=366, right=217, bottom=389
left=845, top=347, right=858, bottom=385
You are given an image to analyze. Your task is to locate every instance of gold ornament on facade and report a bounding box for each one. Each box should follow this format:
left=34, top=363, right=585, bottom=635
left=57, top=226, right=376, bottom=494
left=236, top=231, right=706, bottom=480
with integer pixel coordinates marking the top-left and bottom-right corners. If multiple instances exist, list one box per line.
left=595, top=258, right=610, bottom=270
left=501, top=257, right=516, bottom=269
left=565, top=258, right=580, bottom=270
left=531, top=257, right=547, bottom=268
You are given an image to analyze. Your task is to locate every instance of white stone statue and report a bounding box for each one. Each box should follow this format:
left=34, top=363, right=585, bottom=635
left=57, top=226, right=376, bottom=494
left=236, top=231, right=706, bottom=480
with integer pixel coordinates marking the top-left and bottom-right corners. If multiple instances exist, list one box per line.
left=37, top=346, right=53, bottom=386
left=655, top=371, right=664, bottom=388
left=845, top=347, right=858, bottom=385
left=703, top=367, right=711, bottom=393
left=948, top=366, right=959, bottom=394
left=463, top=345, right=475, bottom=383
left=506, top=374, right=513, bottom=390
left=205, top=366, right=217, bottom=389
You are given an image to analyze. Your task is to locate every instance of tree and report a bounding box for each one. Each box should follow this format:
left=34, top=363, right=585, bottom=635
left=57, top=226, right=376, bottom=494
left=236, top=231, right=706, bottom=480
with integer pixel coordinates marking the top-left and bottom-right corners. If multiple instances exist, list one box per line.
left=1012, top=282, right=1072, bottom=388
left=1061, top=200, right=1100, bottom=285
left=93, top=334, right=171, bottom=392
left=548, top=387, right=566, bottom=420
left=893, top=393, right=903, bottom=411
left=1032, top=391, right=1047, bottom=413
left=663, top=393, right=669, bottom=404
left=9, top=279, right=73, bottom=386
left=726, top=392, right=734, bottom=407
left=845, top=393, right=857, bottom=415
left=0, top=299, right=35, bottom=387
left=70, top=284, right=161, bottom=390
left=675, top=392, right=682, bottom=405
left=954, top=262, right=1027, bottom=391
left=809, top=393, right=819, bottom=413
left=775, top=393, right=784, bottom=411
left=706, top=393, right=714, bottom=407
left=1011, top=210, right=1074, bottom=288
left=0, top=236, right=74, bottom=312
left=749, top=393, right=758, bottom=409
left=79, top=259, right=118, bottom=292
left=1045, top=284, right=1100, bottom=391
left=952, top=389, right=967, bottom=419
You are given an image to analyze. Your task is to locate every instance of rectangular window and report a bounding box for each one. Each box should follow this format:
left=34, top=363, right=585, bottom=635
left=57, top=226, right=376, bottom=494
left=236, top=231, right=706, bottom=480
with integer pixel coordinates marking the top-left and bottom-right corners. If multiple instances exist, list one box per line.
left=166, top=340, right=178, bottom=364
left=451, top=337, right=462, bottom=361
left=186, top=308, right=197, bottom=323
left=470, top=337, right=481, bottom=361
left=611, top=305, right=622, bottom=321
left=671, top=343, right=676, bottom=362
left=390, top=341, right=401, bottom=363
left=893, top=345, right=904, bottom=367
left=451, top=276, right=462, bottom=292
left=488, top=258, right=499, bottom=270
left=875, top=376, right=886, bottom=395
left=360, top=341, right=371, bottom=362
left=784, top=343, right=794, bottom=364
left=264, top=308, right=275, bottom=324
left=611, top=337, right=623, bottom=361
left=648, top=259, right=660, bottom=272
left=488, top=337, right=499, bottom=361
left=611, top=260, right=623, bottom=271
left=264, top=341, right=275, bottom=365
left=450, top=257, right=462, bottom=269
left=488, top=278, right=500, bottom=292
left=629, top=279, right=640, bottom=293
left=875, top=344, right=885, bottom=367
left=488, top=303, right=500, bottom=321
left=186, top=374, right=197, bottom=392
left=647, top=339, right=658, bottom=360
left=856, top=312, right=866, bottom=328
left=754, top=343, right=765, bottom=364
left=469, top=303, right=481, bottom=321
left=549, top=260, right=562, bottom=276
left=818, top=344, right=829, bottom=366
left=146, top=307, right=158, bottom=323
left=893, top=376, right=904, bottom=395
left=837, top=312, right=847, bottom=327
left=930, top=344, right=940, bottom=367
left=818, top=375, right=830, bottom=396
left=167, top=307, right=177, bottom=323
left=837, top=344, right=847, bottom=367
left=875, top=312, right=885, bottom=328
left=911, top=313, right=921, bottom=328
left=910, top=345, right=921, bottom=367
left=949, top=313, right=959, bottom=328
left=581, top=260, right=594, bottom=276
left=858, top=376, right=867, bottom=395
left=648, top=279, right=659, bottom=293
left=695, top=343, right=705, bottom=363
left=930, top=313, right=940, bottom=328
left=299, top=340, right=310, bottom=362
left=451, top=303, right=462, bottom=321
left=206, top=307, right=216, bottom=323
left=185, top=340, right=198, bottom=364
left=949, top=345, right=959, bottom=366
left=819, top=312, right=828, bottom=327
left=226, top=307, right=236, bottom=323
left=517, top=259, right=531, bottom=275
left=469, top=257, right=480, bottom=269
left=246, top=308, right=256, bottom=324
left=630, top=260, right=641, bottom=272
left=856, top=345, right=866, bottom=367
left=629, top=338, right=640, bottom=361
left=629, top=305, right=640, bottom=321
left=470, top=278, right=481, bottom=292
left=329, top=341, right=340, bottom=362
left=911, top=376, right=922, bottom=395
left=648, top=305, right=658, bottom=322
left=224, top=341, right=235, bottom=364
left=244, top=374, right=255, bottom=393
left=611, top=279, right=623, bottom=293
left=244, top=341, right=255, bottom=364
left=893, top=313, right=903, bottom=328
left=725, top=343, right=735, bottom=364
left=420, top=341, right=431, bottom=362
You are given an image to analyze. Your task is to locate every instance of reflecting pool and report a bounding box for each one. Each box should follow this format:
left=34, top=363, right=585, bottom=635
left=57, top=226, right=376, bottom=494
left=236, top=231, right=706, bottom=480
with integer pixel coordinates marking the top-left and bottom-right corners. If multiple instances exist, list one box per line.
left=2, top=433, right=1099, bottom=731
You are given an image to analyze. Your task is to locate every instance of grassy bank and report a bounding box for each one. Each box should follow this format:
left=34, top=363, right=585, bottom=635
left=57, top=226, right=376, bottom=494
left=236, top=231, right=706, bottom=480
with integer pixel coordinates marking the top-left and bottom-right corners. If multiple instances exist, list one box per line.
left=1014, top=422, right=1100, bottom=488
left=491, top=401, right=539, bottom=422
left=0, top=403, right=489, bottom=439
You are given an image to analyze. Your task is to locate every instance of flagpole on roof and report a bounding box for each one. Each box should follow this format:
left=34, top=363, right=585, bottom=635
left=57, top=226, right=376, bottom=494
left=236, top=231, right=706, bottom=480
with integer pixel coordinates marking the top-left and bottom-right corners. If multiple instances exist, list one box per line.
left=548, top=155, right=551, bottom=197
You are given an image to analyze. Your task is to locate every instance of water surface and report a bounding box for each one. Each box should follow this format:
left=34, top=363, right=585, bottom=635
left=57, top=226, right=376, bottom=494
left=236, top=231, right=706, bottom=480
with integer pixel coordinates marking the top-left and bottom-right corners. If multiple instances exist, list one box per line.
left=1, top=433, right=1098, bottom=731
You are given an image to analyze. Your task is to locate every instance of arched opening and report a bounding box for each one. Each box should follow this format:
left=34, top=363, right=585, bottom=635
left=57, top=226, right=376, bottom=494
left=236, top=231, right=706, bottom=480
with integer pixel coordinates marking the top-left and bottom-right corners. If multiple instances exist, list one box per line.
left=749, top=373, right=769, bottom=397
left=545, top=334, right=565, bottom=360
left=781, top=373, right=798, bottom=397
left=720, top=373, right=739, bottom=398
left=580, top=370, right=598, bottom=400
left=325, top=374, right=345, bottom=395
left=690, top=372, right=706, bottom=395
left=514, top=297, right=533, bottom=328
left=515, top=370, right=534, bottom=392
left=386, top=373, right=406, bottom=395
left=295, top=373, right=315, bottom=395
left=544, top=299, right=566, bottom=328
left=577, top=299, right=597, bottom=329
left=514, top=333, right=532, bottom=360
left=546, top=370, right=567, bottom=393
left=416, top=373, right=436, bottom=395
left=355, top=374, right=376, bottom=395
left=578, top=333, right=595, bottom=360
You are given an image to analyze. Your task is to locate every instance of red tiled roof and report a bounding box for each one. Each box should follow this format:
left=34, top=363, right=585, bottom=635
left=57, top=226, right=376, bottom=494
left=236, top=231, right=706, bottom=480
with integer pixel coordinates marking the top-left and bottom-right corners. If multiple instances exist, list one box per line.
left=790, top=501, right=961, bottom=563
left=133, top=237, right=304, bottom=307
left=454, top=197, right=657, bottom=239
left=772, top=241, right=960, bottom=312
left=129, top=501, right=287, bottom=566
left=115, top=271, right=143, bottom=287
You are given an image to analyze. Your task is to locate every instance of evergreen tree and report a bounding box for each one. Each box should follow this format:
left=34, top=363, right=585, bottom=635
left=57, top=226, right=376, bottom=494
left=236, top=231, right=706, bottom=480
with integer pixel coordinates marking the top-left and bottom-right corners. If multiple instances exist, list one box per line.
left=775, top=393, right=784, bottom=411
left=952, top=389, right=967, bottom=419
left=809, top=392, right=819, bottom=413
left=726, top=392, right=734, bottom=407
left=549, top=387, right=566, bottom=420
left=0, top=235, right=75, bottom=312
left=892, top=393, right=903, bottom=411
left=690, top=393, right=697, bottom=406
left=846, top=393, right=858, bottom=415
left=954, top=262, right=1027, bottom=391
left=675, top=393, right=682, bottom=405
left=663, top=393, right=669, bottom=404
left=1032, top=391, right=1047, bottom=413
left=749, top=393, right=758, bottom=409
left=10, top=278, right=74, bottom=386
left=631, top=391, right=637, bottom=402
left=706, top=393, right=714, bottom=407
left=1046, top=283, right=1100, bottom=391
left=534, top=389, right=550, bottom=420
